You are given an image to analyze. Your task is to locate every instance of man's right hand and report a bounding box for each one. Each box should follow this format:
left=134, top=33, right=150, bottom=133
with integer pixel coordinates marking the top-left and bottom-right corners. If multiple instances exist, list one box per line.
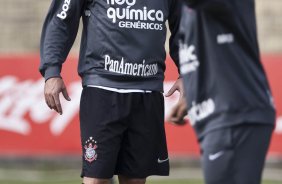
left=44, top=77, right=71, bottom=115
left=167, top=97, right=188, bottom=125
left=165, top=78, right=188, bottom=125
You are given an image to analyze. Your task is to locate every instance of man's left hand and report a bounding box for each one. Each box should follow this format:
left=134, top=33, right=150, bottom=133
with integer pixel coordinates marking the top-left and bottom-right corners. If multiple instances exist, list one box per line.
left=165, top=78, right=188, bottom=125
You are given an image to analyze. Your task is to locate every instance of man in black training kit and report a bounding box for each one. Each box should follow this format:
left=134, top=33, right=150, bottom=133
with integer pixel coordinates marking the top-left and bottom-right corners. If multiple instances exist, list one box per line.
left=168, top=0, right=276, bottom=184
left=40, top=0, right=183, bottom=184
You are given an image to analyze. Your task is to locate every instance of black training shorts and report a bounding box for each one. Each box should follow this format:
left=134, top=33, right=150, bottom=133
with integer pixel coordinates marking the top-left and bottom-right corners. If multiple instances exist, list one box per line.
left=80, top=87, right=169, bottom=179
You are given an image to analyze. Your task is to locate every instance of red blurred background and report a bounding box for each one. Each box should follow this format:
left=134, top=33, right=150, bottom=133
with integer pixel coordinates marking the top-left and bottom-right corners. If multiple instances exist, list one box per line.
left=0, top=55, right=281, bottom=157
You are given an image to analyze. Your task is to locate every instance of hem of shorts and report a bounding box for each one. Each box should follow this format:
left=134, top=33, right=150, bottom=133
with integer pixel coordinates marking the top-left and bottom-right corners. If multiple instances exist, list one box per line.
left=81, top=173, right=169, bottom=179
left=114, top=171, right=169, bottom=178
left=80, top=173, right=113, bottom=179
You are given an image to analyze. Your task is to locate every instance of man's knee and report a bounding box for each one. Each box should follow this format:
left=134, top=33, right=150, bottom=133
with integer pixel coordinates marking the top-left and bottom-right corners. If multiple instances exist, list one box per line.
left=83, top=177, right=111, bottom=184
left=118, top=175, right=146, bottom=184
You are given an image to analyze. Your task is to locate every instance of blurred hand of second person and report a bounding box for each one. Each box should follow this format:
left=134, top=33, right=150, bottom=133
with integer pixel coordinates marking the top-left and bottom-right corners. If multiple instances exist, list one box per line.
left=165, top=78, right=188, bottom=125
left=44, top=77, right=71, bottom=115
left=168, top=97, right=188, bottom=125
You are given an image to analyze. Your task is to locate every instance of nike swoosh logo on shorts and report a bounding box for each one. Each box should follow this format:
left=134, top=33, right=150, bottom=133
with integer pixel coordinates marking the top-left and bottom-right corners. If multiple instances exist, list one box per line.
left=158, top=158, right=169, bottom=163
left=208, top=151, right=224, bottom=161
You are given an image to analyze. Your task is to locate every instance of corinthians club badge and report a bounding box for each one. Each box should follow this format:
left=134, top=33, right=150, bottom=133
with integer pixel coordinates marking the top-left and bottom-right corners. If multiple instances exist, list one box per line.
left=84, top=137, right=98, bottom=163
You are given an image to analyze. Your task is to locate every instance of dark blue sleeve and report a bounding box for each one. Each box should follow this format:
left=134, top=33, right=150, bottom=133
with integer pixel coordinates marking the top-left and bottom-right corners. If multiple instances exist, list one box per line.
left=39, top=0, right=85, bottom=80
left=168, top=0, right=183, bottom=74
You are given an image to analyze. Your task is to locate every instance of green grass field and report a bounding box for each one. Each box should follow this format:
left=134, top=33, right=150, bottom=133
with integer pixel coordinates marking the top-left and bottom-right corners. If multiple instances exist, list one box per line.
left=2, top=162, right=281, bottom=184
left=0, top=180, right=281, bottom=184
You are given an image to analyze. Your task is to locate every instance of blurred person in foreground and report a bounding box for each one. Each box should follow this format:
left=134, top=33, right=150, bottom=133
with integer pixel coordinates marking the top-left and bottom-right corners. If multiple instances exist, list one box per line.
left=168, top=0, right=276, bottom=184
left=39, top=0, right=183, bottom=184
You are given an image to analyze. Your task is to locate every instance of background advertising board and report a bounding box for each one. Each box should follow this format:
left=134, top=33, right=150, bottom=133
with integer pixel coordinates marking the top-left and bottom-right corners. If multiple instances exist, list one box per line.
left=0, top=55, right=281, bottom=157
